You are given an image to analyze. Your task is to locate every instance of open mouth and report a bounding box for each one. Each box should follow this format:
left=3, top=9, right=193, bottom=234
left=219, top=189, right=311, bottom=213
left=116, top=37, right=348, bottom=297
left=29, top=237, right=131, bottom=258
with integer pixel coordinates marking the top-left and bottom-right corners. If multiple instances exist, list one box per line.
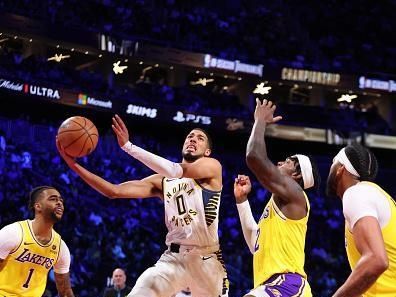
left=55, top=207, right=64, bottom=215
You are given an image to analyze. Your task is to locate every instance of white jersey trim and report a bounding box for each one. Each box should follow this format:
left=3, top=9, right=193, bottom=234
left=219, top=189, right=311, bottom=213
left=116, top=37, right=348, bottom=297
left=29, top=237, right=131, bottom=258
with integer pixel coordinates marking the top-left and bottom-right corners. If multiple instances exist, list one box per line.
left=343, top=182, right=391, bottom=230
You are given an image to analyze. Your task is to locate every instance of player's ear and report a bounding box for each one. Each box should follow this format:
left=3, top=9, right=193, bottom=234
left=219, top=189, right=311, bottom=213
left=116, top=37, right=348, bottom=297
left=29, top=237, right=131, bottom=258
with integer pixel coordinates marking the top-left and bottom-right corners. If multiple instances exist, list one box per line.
left=337, top=164, right=345, bottom=177
left=34, top=202, right=42, bottom=213
left=291, top=171, right=302, bottom=181
left=204, top=148, right=211, bottom=157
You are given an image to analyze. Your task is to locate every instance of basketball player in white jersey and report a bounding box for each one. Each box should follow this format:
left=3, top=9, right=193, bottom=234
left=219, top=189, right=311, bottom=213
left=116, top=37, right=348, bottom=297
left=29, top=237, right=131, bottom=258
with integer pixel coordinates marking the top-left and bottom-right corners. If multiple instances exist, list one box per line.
left=56, top=114, right=228, bottom=297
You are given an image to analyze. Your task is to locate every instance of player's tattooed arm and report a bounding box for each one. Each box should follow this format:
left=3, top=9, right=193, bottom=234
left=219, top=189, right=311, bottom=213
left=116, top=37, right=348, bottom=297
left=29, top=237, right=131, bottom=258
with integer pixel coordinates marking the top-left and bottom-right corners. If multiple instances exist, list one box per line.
left=55, top=272, right=75, bottom=297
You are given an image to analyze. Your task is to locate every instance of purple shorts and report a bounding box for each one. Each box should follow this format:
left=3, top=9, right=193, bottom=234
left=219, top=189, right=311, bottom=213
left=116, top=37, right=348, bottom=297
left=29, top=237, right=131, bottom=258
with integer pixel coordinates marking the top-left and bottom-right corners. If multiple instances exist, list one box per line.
left=248, top=273, right=309, bottom=297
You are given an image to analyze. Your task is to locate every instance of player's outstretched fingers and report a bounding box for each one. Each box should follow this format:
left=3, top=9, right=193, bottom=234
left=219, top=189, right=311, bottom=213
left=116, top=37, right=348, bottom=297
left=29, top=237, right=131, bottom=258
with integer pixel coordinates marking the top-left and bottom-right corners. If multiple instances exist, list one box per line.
left=115, top=114, right=128, bottom=132
left=112, top=116, right=122, bottom=131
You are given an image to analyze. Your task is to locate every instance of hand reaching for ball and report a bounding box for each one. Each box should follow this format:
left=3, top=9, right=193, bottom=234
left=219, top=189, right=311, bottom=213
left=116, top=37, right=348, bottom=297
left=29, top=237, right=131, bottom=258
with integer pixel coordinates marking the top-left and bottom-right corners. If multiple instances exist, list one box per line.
left=112, top=114, right=130, bottom=147
left=56, top=136, right=75, bottom=165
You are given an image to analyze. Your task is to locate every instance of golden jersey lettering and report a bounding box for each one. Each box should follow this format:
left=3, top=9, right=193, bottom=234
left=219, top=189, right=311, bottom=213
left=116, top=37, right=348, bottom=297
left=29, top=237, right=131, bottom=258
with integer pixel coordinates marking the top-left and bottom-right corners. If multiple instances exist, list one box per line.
left=0, top=220, right=61, bottom=297
left=170, top=209, right=198, bottom=227
left=345, top=182, right=396, bottom=297
left=165, top=180, right=198, bottom=227
left=166, top=182, right=195, bottom=200
left=253, top=194, right=312, bottom=296
left=162, top=177, right=222, bottom=247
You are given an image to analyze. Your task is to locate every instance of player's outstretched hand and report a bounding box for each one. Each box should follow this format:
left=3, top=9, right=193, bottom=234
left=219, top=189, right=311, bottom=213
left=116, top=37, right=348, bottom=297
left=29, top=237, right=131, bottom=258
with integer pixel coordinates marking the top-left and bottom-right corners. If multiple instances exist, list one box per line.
left=234, top=174, right=252, bottom=203
left=55, top=136, right=75, bottom=165
left=254, top=98, right=282, bottom=125
left=112, top=114, right=130, bottom=147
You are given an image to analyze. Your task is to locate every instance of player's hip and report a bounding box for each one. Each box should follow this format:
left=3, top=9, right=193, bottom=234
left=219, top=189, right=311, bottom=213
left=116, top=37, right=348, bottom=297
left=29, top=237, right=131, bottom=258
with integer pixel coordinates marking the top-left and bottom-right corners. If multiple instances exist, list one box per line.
left=248, top=273, right=311, bottom=297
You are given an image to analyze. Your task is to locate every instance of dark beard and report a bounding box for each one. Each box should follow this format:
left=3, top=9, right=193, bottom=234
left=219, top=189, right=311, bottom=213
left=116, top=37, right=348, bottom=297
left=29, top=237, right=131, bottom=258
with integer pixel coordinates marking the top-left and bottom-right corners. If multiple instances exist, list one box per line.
left=182, top=152, right=200, bottom=162
left=50, top=211, right=62, bottom=223
left=326, top=173, right=337, bottom=198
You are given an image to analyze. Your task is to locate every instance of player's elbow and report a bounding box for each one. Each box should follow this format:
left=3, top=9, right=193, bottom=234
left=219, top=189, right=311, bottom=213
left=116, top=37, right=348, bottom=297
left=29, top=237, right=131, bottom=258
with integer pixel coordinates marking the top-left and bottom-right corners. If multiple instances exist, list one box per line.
left=246, top=151, right=260, bottom=172
left=375, top=256, right=389, bottom=274
left=370, top=253, right=389, bottom=276
left=246, top=152, right=268, bottom=178
left=104, top=186, right=120, bottom=199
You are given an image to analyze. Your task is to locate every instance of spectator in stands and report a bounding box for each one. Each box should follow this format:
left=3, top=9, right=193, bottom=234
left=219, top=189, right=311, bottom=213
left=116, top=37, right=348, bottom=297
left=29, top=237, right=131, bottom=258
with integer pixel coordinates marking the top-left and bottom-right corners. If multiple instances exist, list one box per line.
left=103, top=268, right=132, bottom=297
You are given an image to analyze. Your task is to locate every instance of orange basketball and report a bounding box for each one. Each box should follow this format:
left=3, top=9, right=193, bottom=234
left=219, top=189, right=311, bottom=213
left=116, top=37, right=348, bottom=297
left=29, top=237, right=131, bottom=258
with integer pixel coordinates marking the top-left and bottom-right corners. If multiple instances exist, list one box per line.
left=57, top=116, right=98, bottom=157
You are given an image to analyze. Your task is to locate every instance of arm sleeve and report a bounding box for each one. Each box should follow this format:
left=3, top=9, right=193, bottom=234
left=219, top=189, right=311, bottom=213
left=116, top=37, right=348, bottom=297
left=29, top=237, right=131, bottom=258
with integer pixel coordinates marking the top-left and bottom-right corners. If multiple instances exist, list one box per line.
left=236, top=200, right=259, bottom=254
left=121, top=141, right=183, bottom=178
left=343, top=184, right=391, bottom=229
left=54, top=240, right=71, bottom=274
left=0, top=223, right=22, bottom=259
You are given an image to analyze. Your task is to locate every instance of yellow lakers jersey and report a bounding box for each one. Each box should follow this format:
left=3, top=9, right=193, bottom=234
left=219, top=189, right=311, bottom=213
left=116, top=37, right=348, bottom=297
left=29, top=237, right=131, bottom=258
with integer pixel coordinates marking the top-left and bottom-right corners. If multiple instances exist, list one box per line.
left=0, top=220, right=62, bottom=297
left=345, top=182, right=396, bottom=297
left=253, top=194, right=311, bottom=293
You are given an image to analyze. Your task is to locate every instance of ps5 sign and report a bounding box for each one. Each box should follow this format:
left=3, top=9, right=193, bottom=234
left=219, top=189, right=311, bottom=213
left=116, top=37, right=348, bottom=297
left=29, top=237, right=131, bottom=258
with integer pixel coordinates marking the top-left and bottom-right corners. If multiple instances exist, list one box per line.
left=173, top=111, right=212, bottom=125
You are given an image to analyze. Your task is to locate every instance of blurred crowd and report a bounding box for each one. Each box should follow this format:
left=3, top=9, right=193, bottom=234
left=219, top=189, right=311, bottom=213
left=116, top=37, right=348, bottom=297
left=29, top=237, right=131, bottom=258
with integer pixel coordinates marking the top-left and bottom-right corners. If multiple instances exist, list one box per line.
left=1, top=0, right=395, bottom=73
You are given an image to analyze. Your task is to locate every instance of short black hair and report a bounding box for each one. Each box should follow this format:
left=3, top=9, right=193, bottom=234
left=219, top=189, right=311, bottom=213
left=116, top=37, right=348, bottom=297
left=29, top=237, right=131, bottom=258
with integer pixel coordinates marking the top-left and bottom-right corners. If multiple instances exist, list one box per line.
left=191, top=128, right=213, bottom=150
left=28, top=186, right=56, bottom=211
left=290, top=155, right=321, bottom=191
left=345, top=143, right=378, bottom=181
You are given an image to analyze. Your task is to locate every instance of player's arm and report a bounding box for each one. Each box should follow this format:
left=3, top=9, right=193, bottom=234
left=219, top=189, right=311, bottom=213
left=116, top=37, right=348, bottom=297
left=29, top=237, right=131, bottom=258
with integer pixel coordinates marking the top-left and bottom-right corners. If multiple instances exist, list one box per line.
left=112, top=114, right=184, bottom=178
left=0, top=223, right=22, bottom=263
left=53, top=240, right=74, bottom=297
left=57, top=139, right=163, bottom=199
left=234, top=175, right=258, bottom=254
left=54, top=273, right=74, bottom=297
left=333, top=189, right=389, bottom=297
left=246, top=99, right=302, bottom=203
left=179, top=157, right=221, bottom=180
left=332, top=217, right=388, bottom=297
left=112, top=114, right=221, bottom=181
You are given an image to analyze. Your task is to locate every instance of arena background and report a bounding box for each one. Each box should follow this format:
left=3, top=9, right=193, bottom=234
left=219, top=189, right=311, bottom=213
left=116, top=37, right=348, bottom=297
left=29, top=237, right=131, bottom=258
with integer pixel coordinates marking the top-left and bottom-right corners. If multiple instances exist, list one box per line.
left=0, top=1, right=395, bottom=296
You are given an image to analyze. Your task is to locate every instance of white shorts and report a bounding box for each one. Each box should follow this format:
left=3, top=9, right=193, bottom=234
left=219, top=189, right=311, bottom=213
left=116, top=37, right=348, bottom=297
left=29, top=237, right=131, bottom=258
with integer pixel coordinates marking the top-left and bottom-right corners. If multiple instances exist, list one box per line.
left=128, top=249, right=229, bottom=297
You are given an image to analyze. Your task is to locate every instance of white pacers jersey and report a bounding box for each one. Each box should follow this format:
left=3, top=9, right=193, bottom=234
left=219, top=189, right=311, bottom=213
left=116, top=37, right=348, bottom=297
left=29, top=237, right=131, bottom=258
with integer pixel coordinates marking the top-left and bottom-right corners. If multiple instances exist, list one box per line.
left=163, top=177, right=221, bottom=248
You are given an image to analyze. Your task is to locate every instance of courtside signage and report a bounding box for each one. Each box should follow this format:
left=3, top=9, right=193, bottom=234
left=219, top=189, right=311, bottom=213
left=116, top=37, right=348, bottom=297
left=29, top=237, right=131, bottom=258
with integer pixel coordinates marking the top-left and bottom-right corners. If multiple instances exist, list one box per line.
left=78, top=93, right=113, bottom=109
left=0, top=78, right=61, bottom=100
left=281, top=68, right=341, bottom=86
left=358, top=76, right=396, bottom=92
left=0, top=79, right=23, bottom=91
left=126, top=104, right=157, bottom=118
left=24, top=84, right=60, bottom=99
left=173, top=111, right=211, bottom=125
left=204, top=54, right=263, bottom=77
